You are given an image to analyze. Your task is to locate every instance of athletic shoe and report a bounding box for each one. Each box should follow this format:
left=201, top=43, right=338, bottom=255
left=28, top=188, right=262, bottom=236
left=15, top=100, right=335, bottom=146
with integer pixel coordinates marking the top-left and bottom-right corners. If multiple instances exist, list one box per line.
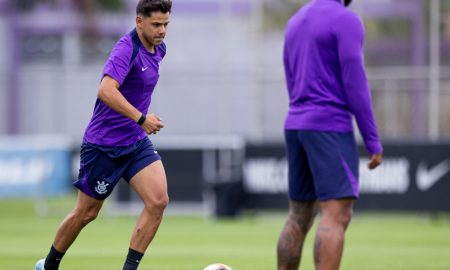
left=34, top=259, right=45, bottom=270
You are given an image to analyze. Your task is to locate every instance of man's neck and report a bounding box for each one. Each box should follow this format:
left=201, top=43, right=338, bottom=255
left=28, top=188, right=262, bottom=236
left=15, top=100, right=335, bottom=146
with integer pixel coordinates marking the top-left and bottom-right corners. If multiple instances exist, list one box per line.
left=137, top=30, right=155, bottom=53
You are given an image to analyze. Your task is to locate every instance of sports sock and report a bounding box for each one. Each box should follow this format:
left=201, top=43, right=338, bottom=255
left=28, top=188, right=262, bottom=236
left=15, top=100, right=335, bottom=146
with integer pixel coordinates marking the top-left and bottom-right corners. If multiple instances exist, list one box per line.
left=122, top=248, right=144, bottom=270
left=44, top=245, right=65, bottom=270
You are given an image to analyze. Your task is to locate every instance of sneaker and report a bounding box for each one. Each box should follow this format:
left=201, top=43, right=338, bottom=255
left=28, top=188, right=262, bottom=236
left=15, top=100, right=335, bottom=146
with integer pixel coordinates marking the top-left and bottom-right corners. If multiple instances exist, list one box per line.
left=34, top=259, right=45, bottom=270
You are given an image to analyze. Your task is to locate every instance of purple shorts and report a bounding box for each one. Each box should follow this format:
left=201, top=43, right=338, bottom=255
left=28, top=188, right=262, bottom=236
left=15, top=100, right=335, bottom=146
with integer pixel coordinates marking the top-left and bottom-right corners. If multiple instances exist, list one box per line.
left=74, top=137, right=161, bottom=200
left=285, top=130, right=359, bottom=201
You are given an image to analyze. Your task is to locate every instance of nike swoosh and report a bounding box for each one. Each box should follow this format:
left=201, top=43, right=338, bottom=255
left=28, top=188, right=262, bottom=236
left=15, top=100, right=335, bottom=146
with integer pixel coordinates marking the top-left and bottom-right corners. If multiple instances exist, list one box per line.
left=142, top=67, right=148, bottom=71
left=416, top=159, right=450, bottom=191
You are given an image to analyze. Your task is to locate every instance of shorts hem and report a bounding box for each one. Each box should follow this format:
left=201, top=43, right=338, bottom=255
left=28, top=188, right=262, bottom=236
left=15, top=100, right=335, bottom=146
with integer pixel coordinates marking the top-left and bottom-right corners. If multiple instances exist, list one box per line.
left=73, top=185, right=106, bottom=201
left=125, top=156, right=161, bottom=182
left=317, top=194, right=359, bottom=201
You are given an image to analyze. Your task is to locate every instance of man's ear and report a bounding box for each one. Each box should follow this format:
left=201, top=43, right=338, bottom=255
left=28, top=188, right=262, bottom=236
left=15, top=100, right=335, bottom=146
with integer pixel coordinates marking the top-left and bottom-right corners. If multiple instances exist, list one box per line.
left=136, top=16, right=143, bottom=29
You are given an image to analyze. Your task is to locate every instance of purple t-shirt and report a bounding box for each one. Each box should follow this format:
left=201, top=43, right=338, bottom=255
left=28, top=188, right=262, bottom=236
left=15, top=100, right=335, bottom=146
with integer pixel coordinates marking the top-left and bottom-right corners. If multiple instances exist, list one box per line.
left=84, top=29, right=166, bottom=146
left=283, top=0, right=382, bottom=154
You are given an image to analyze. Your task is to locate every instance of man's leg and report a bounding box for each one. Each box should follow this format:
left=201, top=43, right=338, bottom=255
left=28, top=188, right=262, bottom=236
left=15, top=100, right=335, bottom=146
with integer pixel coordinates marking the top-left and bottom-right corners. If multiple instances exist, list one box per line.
left=314, top=198, right=353, bottom=270
left=123, top=160, right=168, bottom=270
left=44, top=191, right=103, bottom=270
left=277, top=200, right=318, bottom=270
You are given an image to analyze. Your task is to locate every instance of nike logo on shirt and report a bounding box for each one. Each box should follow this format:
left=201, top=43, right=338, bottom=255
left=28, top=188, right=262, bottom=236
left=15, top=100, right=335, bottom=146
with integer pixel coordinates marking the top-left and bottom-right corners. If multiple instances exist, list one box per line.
left=141, top=66, right=148, bottom=71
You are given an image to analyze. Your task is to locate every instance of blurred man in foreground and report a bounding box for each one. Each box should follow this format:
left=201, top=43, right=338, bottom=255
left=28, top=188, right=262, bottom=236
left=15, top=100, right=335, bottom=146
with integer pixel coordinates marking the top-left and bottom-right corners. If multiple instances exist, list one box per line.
left=277, top=0, right=383, bottom=269
left=35, top=1, right=172, bottom=270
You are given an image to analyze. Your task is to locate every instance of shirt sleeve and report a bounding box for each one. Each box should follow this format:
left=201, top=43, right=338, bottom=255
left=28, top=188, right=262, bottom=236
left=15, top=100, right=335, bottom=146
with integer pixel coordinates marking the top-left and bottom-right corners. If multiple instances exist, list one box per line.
left=102, top=36, right=134, bottom=85
left=335, top=12, right=383, bottom=155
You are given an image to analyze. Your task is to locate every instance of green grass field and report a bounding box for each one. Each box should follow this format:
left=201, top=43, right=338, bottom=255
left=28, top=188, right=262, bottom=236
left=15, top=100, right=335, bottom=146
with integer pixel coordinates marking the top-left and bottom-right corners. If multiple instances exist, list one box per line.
left=1, top=197, right=450, bottom=270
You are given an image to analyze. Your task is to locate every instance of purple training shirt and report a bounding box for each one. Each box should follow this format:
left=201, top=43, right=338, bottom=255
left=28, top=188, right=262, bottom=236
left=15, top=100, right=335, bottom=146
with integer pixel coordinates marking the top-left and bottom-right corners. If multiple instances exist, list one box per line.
left=84, top=29, right=166, bottom=146
left=283, top=0, right=382, bottom=155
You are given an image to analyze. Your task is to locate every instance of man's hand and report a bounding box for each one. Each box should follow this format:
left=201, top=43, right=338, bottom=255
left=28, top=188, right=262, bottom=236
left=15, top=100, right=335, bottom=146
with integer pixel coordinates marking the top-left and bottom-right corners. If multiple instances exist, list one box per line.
left=141, top=114, right=164, bottom=135
left=368, top=153, right=382, bottom=170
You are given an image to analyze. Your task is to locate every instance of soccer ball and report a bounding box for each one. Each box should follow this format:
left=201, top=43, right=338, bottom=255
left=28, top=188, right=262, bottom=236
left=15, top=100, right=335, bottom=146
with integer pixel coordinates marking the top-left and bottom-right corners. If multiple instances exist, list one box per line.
left=203, top=263, right=233, bottom=270
left=34, top=259, right=45, bottom=270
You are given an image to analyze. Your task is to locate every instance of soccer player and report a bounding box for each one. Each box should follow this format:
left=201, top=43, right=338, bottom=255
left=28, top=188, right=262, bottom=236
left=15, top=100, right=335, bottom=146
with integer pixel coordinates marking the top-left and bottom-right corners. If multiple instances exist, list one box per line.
left=34, top=1, right=172, bottom=270
left=277, top=0, right=383, bottom=269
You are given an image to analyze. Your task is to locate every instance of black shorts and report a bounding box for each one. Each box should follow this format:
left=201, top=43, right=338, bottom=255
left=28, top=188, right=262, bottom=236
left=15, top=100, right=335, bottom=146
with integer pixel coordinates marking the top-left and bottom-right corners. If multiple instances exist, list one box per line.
left=73, top=137, right=161, bottom=200
left=285, top=130, right=359, bottom=201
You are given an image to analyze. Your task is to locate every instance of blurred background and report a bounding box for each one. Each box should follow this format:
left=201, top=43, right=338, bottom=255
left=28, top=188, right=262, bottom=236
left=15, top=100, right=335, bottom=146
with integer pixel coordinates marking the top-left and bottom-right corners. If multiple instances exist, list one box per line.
left=1, top=0, right=449, bottom=140
left=0, top=0, right=450, bottom=269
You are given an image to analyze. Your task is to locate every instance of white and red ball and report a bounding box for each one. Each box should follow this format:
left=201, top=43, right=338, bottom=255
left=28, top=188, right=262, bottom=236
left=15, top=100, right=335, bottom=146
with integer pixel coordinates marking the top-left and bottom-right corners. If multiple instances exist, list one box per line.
left=203, top=263, right=233, bottom=270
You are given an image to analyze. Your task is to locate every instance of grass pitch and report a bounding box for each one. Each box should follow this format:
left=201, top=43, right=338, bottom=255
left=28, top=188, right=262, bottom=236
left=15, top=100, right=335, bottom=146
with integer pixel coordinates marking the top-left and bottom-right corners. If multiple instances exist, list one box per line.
left=1, top=196, right=449, bottom=270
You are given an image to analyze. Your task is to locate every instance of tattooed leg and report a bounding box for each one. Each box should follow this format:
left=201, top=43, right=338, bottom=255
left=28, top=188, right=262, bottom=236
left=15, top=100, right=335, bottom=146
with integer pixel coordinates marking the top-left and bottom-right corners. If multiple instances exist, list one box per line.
left=314, top=199, right=353, bottom=270
left=277, top=200, right=318, bottom=270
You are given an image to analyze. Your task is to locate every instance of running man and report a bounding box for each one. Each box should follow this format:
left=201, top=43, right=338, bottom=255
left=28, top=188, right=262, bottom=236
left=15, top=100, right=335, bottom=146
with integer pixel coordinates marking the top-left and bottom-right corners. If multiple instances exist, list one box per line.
left=35, top=1, right=172, bottom=270
left=277, top=0, right=383, bottom=269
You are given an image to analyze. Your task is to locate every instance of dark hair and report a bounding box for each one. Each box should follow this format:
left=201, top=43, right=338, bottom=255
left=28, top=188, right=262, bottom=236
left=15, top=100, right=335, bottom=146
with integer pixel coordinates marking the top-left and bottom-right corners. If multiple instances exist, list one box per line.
left=344, top=0, right=352, bottom=6
left=136, top=0, right=172, bottom=16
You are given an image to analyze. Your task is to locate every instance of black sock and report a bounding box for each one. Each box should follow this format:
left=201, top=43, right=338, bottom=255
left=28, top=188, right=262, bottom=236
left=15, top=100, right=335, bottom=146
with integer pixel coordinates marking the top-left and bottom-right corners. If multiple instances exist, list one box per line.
left=122, top=248, right=144, bottom=270
left=44, top=245, right=65, bottom=270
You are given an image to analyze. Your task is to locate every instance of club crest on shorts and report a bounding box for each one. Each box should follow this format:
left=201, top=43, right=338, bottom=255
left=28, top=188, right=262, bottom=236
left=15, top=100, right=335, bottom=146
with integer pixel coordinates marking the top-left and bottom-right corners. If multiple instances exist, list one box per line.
left=95, top=180, right=109, bottom=194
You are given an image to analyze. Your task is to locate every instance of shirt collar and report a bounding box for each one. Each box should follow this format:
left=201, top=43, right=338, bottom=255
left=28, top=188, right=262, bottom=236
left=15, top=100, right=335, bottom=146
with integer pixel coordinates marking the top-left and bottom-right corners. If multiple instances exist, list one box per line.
left=320, top=0, right=343, bottom=3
